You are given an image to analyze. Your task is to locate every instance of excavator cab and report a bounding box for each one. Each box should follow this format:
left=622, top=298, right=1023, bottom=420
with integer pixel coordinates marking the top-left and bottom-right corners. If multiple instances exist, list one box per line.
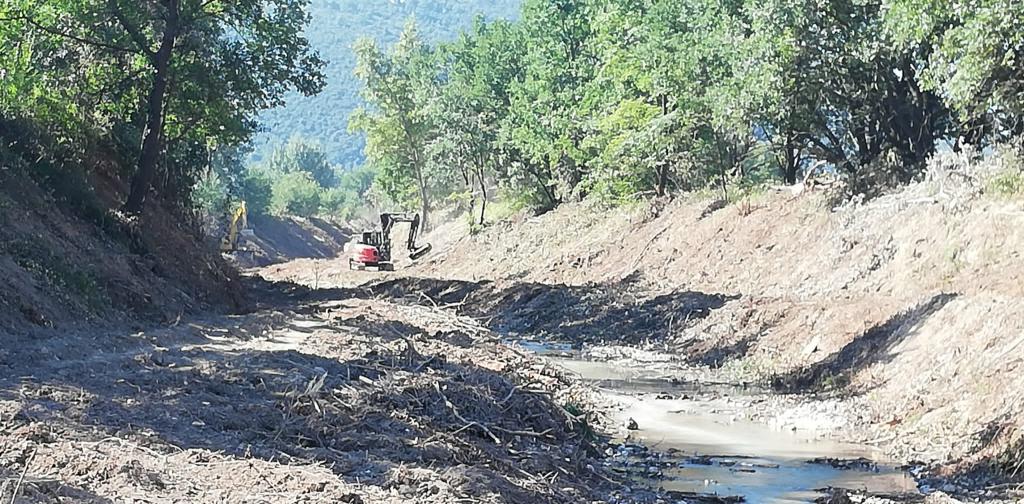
left=349, top=213, right=432, bottom=271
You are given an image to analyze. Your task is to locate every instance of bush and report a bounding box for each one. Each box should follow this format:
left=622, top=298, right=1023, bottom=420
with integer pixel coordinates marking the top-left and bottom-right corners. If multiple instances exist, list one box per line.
left=987, top=169, right=1024, bottom=197
left=271, top=171, right=322, bottom=217
left=193, top=171, right=230, bottom=217
left=320, top=187, right=357, bottom=219
left=241, top=169, right=274, bottom=216
left=264, top=137, right=338, bottom=188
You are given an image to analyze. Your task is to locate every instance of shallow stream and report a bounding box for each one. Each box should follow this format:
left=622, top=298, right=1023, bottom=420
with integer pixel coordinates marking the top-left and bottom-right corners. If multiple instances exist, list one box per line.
left=517, top=341, right=919, bottom=503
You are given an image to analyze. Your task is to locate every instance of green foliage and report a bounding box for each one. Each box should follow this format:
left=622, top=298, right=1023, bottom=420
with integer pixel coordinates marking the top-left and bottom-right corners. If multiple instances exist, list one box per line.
left=319, top=187, right=354, bottom=219
left=0, top=0, right=326, bottom=212
left=351, top=21, right=440, bottom=226
left=265, top=137, right=338, bottom=188
left=5, top=239, right=108, bottom=312
left=193, top=171, right=231, bottom=218
left=241, top=170, right=274, bottom=216
left=885, top=0, right=1024, bottom=128
left=351, top=0, right=965, bottom=216
left=986, top=167, right=1024, bottom=198
left=271, top=172, right=322, bottom=217
left=253, top=0, right=521, bottom=166
left=339, top=165, right=377, bottom=198
left=983, top=149, right=1024, bottom=200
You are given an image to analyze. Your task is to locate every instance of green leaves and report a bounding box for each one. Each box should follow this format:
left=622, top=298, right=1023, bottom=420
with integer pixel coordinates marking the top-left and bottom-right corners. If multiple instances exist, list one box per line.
left=270, top=171, right=322, bottom=217
left=264, top=137, right=337, bottom=188
left=885, top=0, right=1024, bottom=122
left=346, top=0, right=1019, bottom=213
left=351, top=21, right=439, bottom=225
left=2, top=0, right=326, bottom=209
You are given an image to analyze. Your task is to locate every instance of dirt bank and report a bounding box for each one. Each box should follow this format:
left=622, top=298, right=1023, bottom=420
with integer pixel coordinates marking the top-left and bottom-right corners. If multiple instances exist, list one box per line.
left=0, top=168, right=241, bottom=334
left=5, top=151, right=1023, bottom=502
left=227, top=215, right=355, bottom=268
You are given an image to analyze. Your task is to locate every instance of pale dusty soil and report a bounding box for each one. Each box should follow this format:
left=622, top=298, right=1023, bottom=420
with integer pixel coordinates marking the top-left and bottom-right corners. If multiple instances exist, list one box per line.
left=0, top=283, right=636, bottom=504
left=5, top=159, right=1024, bottom=502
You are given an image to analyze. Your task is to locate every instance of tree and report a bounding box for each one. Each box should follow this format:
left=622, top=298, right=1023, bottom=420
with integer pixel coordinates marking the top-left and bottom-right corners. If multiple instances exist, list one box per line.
left=504, top=0, right=599, bottom=204
left=885, top=0, right=1024, bottom=145
left=271, top=171, right=322, bottom=217
left=5, top=0, right=325, bottom=212
left=351, top=20, right=438, bottom=228
left=264, top=137, right=338, bottom=188
left=426, top=19, right=526, bottom=224
left=742, top=0, right=952, bottom=188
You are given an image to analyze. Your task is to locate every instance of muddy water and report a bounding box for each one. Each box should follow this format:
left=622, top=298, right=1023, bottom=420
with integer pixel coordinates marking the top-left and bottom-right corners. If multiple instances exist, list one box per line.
left=541, top=351, right=919, bottom=502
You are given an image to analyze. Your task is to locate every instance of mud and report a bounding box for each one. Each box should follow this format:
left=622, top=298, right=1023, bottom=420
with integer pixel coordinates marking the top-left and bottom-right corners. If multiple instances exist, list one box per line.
left=518, top=346, right=915, bottom=503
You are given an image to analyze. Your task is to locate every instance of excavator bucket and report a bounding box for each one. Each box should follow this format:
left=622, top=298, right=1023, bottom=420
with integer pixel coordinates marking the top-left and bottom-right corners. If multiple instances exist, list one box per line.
left=409, top=243, right=432, bottom=260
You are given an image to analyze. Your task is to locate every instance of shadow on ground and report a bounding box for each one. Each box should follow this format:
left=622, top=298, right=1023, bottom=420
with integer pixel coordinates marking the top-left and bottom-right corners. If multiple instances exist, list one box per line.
left=247, top=215, right=353, bottom=262
left=361, top=274, right=739, bottom=347
left=0, top=467, right=112, bottom=504
left=0, top=309, right=607, bottom=503
left=771, top=293, right=959, bottom=393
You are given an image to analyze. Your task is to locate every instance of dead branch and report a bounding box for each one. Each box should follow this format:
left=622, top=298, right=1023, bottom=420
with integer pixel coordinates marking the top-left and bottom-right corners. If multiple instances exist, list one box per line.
left=434, top=382, right=501, bottom=445
left=10, top=447, right=36, bottom=504
left=629, top=223, right=673, bottom=273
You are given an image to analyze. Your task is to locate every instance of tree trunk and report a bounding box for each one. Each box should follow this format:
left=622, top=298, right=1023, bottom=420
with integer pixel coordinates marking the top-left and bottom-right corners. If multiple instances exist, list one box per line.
left=412, top=152, right=430, bottom=231
left=477, top=161, right=487, bottom=226
left=782, top=133, right=799, bottom=185
left=656, top=94, right=670, bottom=197
left=124, top=2, right=179, bottom=214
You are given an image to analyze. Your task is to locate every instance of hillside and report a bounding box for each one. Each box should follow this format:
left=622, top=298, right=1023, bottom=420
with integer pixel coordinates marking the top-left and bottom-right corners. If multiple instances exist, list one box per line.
left=252, top=0, right=521, bottom=166
left=0, top=162, right=242, bottom=334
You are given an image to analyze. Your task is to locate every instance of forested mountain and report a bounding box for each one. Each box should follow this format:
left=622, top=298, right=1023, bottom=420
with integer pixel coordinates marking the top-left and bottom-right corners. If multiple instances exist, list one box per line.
left=253, top=0, right=521, bottom=166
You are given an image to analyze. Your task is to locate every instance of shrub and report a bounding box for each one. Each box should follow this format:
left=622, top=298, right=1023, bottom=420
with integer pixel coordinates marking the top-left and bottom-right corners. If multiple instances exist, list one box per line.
left=986, top=166, right=1024, bottom=198
left=193, top=171, right=230, bottom=217
left=241, top=169, right=274, bottom=216
left=271, top=172, right=322, bottom=217
left=320, top=187, right=358, bottom=220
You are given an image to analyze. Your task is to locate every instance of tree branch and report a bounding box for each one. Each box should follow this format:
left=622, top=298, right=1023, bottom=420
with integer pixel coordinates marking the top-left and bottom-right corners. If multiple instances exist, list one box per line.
left=5, top=15, right=135, bottom=54
left=108, top=1, right=156, bottom=59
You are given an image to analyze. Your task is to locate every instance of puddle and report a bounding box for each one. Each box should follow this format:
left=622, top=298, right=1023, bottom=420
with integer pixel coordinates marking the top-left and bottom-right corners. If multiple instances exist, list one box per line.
left=612, top=395, right=918, bottom=503
left=511, top=341, right=920, bottom=503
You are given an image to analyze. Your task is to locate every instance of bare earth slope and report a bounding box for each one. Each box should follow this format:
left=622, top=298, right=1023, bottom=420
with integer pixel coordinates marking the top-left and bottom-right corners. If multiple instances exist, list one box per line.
left=0, top=170, right=242, bottom=333
left=400, top=175, right=1024, bottom=481
left=5, top=155, right=1024, bottom=502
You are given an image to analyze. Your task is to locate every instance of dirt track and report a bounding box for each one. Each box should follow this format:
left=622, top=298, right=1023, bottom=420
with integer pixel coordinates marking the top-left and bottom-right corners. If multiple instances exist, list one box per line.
left=0, top=279, right=633, bottom=503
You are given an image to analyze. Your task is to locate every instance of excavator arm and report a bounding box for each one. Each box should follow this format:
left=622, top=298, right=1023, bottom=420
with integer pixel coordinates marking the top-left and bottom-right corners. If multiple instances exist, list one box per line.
left=380, top=213, right=432, bottom=260
left=220, top=201, right=248, bottom=252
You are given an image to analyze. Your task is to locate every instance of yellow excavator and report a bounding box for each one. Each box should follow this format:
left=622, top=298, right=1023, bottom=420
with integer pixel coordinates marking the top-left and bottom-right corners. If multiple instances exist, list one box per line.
left=219, top=201, right=255, bottom=252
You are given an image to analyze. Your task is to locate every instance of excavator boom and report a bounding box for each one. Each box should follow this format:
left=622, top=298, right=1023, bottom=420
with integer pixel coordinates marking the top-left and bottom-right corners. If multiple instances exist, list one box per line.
left=220, top=201, right=249, bottom=252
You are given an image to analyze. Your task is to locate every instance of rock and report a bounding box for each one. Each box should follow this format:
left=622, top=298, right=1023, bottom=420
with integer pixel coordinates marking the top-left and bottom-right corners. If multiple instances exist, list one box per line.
left=627, top=418, right=639, bottom=430
left=820, top=489, right=854, bottom=504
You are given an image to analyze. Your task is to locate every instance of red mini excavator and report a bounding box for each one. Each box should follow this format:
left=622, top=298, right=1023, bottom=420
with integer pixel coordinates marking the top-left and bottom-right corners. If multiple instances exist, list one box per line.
left=349, top=213, right=432, bottom=271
